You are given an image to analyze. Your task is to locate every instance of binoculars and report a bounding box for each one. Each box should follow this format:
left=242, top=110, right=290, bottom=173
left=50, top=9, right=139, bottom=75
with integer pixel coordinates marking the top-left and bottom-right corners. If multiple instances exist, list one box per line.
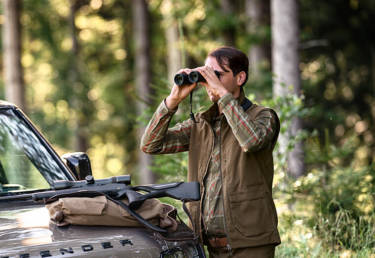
left=174, top=70, right=221, bottom=86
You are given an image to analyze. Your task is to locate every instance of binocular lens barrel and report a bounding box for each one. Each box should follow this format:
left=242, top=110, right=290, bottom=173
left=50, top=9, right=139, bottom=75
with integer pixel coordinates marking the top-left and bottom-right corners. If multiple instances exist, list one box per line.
left=174, top=71, right=221, bottom=86
left=188, top=71, right=204, bottom=83
left=174, top=73, right=190, bottom=86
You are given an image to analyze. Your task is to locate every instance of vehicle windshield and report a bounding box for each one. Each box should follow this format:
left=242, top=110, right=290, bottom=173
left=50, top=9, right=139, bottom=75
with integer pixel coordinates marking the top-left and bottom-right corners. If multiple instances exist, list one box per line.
left=0, top=108, right=70, bottom=194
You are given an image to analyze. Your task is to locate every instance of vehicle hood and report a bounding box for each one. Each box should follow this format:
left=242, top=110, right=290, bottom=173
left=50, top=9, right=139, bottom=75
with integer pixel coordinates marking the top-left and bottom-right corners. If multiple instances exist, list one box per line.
left=0, top=205, right=163, bottom=257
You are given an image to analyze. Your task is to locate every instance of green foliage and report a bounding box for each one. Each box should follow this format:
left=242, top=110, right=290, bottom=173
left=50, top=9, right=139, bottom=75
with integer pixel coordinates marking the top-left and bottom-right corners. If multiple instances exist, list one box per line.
left=275, top=126, right=375, bottom=255
left=152, top=152, right=188, bottom=182
left=304, top=164, right=375, bottom=250
left=266, top=86, right=375, bottom=255
left=315, top=209, right=375, bottom=251
left=299, top=0, right=375, bottom=167
left=258, top=89, right=311, bottom=172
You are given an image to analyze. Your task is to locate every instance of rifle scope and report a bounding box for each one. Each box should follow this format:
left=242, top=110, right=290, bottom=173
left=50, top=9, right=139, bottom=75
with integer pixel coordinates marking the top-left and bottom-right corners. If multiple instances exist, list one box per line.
left=52, top=175, right=131, bottom=190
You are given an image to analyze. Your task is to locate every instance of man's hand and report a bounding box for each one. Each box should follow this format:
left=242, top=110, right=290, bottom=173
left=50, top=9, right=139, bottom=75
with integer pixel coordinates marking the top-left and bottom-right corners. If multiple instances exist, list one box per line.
left=166, top=68, right=197, bottom=110
left=195, top=66, right=229, bottom=101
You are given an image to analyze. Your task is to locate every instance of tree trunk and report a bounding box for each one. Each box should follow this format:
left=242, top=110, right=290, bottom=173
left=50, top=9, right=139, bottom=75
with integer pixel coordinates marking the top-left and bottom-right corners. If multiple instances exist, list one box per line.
left=271, top=0, right=305, bottom=178
left=246, top=0, right=271, bottom=78
left=166, top=23, right=181, bottom=84
left=161, top=0, right=182, bottom=85
left=370, top=47, right=375, bottom=165
left=133, top=0, right=155, bottom=184
left=2, top=0, right=25, bottom=111
left=69, top=0, right=89, bottom=152
left=2, top=0, right=30, bottom=183
left=220, top=0, right=235, bottom=46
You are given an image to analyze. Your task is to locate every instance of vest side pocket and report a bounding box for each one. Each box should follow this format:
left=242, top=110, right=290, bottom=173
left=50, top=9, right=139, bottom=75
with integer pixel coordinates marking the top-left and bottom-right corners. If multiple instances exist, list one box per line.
left=228, top=184, right=274, bottom=237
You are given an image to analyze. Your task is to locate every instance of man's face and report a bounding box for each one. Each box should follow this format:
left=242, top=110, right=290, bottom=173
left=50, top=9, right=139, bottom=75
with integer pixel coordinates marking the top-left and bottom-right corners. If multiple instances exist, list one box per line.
left=204, top=56, right=241, bottom=102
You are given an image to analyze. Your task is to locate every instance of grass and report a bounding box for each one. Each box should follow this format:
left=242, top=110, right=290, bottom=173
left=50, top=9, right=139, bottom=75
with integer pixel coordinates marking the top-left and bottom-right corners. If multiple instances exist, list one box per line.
left=275, top=207, right=375, bottom=257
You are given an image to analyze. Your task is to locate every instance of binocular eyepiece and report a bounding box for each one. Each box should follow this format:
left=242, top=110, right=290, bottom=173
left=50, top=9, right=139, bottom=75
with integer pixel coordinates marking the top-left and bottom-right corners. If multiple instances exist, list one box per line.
left=174, top=71, right=221, bottom=86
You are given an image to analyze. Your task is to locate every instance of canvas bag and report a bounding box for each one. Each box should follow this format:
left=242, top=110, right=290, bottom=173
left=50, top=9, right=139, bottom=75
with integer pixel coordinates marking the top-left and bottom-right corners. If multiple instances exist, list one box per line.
left=46, top=194, right=178, bottom=232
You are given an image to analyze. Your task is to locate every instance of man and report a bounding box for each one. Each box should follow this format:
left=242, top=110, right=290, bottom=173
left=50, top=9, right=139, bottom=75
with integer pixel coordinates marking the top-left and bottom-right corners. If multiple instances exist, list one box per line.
left=141, top=46, right=280, bottom=257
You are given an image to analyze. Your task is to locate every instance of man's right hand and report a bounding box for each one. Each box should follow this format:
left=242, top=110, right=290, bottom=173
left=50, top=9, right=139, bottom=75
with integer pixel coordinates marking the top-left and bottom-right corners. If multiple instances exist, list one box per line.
left=166, top=68, right=197, bottom=110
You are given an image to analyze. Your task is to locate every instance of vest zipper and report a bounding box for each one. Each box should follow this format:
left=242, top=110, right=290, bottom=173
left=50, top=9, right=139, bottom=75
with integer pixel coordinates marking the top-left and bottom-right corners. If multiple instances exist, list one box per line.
left=218, top=118, right=233, bottom=255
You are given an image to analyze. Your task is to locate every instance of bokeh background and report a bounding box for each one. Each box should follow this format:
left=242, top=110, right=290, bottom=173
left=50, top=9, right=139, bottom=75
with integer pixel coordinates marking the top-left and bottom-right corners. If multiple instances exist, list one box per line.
left=0, top=0, right=374, bottom=256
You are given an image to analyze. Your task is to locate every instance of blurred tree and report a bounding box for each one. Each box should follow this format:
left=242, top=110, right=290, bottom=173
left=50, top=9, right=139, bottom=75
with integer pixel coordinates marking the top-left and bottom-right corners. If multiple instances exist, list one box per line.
left=220, top=0, right=235, bottom=46
left=69, top=0, right=90, bottom=152
left=2, top=0, right=25, bottom=111
left=246, top=0, right=271, bottom=78
left=160, top=0, right=182, bottom=84
left=271, top=0, right=305, bottom=178
left=1, top=0, right=32, bottom=184
left=133, top=0, right=155, bottom=184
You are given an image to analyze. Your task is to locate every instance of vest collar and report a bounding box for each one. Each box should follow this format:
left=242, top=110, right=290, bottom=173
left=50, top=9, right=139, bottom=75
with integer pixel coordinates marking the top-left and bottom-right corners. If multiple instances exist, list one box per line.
left=240, top=94, right=253, bottom=111
left=201, top=89, right=253, bottom=122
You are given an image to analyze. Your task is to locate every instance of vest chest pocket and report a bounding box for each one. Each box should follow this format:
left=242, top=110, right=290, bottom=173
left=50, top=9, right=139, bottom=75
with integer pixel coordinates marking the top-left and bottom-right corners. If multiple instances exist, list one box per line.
left=228, top=184, right=274, bottom=237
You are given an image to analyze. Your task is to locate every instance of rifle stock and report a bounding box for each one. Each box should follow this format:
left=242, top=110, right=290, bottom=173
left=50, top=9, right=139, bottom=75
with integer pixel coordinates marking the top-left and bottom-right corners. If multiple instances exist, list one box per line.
left=128, top=182, right=200, bottom=210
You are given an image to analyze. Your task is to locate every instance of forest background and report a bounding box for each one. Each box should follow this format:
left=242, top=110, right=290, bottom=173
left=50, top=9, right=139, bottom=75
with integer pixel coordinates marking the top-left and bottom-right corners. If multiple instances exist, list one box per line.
left=1, top=0, right=374, bottom=257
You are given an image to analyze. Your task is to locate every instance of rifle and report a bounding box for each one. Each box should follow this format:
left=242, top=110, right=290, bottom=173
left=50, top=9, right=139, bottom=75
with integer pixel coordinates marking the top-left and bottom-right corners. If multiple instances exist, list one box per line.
left=0, top=175, right=201, bottom=233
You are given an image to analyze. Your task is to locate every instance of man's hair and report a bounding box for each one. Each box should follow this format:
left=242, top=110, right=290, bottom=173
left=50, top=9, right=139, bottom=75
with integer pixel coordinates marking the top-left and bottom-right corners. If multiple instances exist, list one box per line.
left=208, top=46, right=249, bottom=86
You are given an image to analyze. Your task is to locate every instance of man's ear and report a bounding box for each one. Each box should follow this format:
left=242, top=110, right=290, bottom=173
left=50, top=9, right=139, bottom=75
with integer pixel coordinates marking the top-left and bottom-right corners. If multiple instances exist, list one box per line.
left=236, top=71, right=246, bottom=86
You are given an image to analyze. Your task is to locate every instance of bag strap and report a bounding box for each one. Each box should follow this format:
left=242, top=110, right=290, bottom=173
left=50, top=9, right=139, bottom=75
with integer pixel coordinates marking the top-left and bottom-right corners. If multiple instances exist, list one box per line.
left=182, top=200, right=199, bottom=241
left=105, top=194, right=168, bottom=233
